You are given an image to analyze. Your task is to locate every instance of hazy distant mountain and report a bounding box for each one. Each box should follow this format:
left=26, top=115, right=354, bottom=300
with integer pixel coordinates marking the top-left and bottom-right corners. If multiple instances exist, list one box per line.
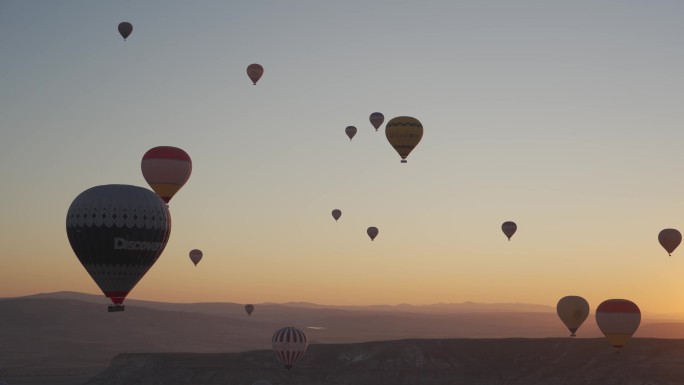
left=2, top=293, right=683, bottom=384
left=84, top=338, right=684, bottom=385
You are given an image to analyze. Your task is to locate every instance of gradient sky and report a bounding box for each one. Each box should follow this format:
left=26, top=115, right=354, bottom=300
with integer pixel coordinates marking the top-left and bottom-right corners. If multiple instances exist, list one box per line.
left=2, top=1, right=684, bottom=313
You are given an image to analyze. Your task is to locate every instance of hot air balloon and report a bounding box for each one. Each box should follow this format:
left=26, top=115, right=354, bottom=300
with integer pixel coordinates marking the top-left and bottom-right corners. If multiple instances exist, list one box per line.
left=556, top=296, right=589, bottom=337
left=501, top=221, right=517, bottom=241
left=118, top=22, right=132, bottom=40
left=141, top=146, right=192, bottom=204
left=367, top=227, right=379, bottom=241
left=596, top=299, right=641, bottom=352
left=369, top=112, right=384, bottom=131
left=66, top=185, right=171, bottom=312
left=385, top=116, right=423, bottom=163
left=247, top=64, right=264, bottom=85
left=345, top=126, right=357, bottom=141
left=245, top=304, right=255, bottom=316
left=189, top=249, right=202, bottom=266
left=658, top=228, right=681, bottom=256
left=272, top=326, right=308, bottom=369
left=331, top=209, right=342, bottom=221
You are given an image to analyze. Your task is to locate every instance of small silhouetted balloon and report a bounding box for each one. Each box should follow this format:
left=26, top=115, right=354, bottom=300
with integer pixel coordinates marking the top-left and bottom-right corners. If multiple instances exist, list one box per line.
left=118, top=22, right=132, bottom=40
left=501, top=221, right=517, bottom=241
left=189, top=249, right=203, bottom=266
left=245, top=304, right=255, bottom=316
left=345, top=126, right=357, bottom=141
left=658, top=228, right=681, bottom=256
left=369, top=112, right=384, bottom=131
left=367, top=227, right=379, bottom=241
left=247, top=64, right=264, bottom=85
left=332, top=209, right=342, bottom=221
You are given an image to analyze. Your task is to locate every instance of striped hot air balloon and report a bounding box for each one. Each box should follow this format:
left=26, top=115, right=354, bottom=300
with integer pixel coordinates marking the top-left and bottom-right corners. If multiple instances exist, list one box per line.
left=66, top=185, right=171, bottom=312
left=272, top=326, right=308, bottom=369
left=596, top=299, right=641, bottom=352
left=385, top=116, right=423, bottom=163
left=141, top=146, right=192, bottom=204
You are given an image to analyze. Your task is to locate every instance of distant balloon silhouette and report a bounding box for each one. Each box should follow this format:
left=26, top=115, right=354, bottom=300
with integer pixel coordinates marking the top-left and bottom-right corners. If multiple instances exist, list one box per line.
left=556, top=296, right=589, bottom=337
left=658, top=228, right=681, bottom=256
left=66, top=185, right=171, bottom=312
left=141, top=146, right=192, bottom=204
left=272, top=326, right=308, bottom=369
left=345, top=126, right=357, bottom=141
left=247, top=64, right=264, bottom=85
left=596, top=299, right=640, bottom=352
left=189, top=249, right=202, bottom=266
left=385, top=116, right=423, bottom=163
left=501, top=221, right=517, bottom=241
left=118, top=22, right=133, bottom=40
left=369, top=112, right=384, bottom=131
left=332, top=209, right=342, bottom=221
left=367, top=227, right=379, bottom=241
left=245, top=304, right=255, bottom=316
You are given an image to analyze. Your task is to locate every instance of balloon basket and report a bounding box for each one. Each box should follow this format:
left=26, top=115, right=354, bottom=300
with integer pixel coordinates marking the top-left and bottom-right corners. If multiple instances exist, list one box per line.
left=401, top=160, right=407, bottom=163
left=108, top=304, right=125, bottom=312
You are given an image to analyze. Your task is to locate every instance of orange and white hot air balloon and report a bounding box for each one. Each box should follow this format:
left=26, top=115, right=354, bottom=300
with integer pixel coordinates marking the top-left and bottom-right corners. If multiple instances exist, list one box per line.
left=189, top=249, right=202, bottom=266
left=596, top=299, right=641, bottom=352
left=556, top=296, right=589, bottom=337
left=141, top=146, right=192, bottom=204
left=247, top=64, right=264, bottom=85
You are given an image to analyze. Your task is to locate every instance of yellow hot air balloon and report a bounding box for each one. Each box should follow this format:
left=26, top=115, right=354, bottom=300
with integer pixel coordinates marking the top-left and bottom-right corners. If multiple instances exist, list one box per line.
left=385, top=116, right=423, bottom=163
left=556, top=296, right=589, bottom=337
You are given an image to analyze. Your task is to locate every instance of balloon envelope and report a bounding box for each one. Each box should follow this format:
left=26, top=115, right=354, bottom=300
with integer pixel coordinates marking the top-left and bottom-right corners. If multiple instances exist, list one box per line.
left=369, top=112, right=384, bottom=131
left=367, top=227, right=379, bottom=241
left=272, top=326, right=308, bottom=369
left=596, top=299, right=641, bottom=350
left=118, top=22, right=132, bottom=40
left=501, top=221, right=517, bottom=240
left=345, top=126, right=357, bottom=141
left=245, top=304, right=255, bottom=316
left=331, top=209, right=342, bottom=221
left=247, top=63, right=264, bottom=85
left=189, top=249, right=202, bottom=266
left=556, top=296, right=589, bottom=336
left=141, top=146, right=192, bottom=203
left=66, top=185, right=171, bottom=309
left=658, top=228, right=681, bottom=256
left=385, top=116, right=423, bottom=163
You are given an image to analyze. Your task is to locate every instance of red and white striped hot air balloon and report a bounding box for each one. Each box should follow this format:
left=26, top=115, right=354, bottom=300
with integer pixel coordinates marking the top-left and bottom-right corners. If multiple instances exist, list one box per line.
left=596, top=299, right=641, bottom=352
left=141, top=146, right=192, bottom=204
left=272, top=326, right=308, bottom=369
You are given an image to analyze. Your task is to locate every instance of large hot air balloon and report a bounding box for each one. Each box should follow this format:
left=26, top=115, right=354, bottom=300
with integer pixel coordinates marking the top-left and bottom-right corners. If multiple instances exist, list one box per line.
left=658, top=228, right=681, bottom=256
left=189, top=249, right=202, bottom=266
left=345, top=126, right=357, bottom=141
left=331, top=209, right=341, bottom=222
left=369, top=112, right=384, bottom=131
left=501, top=221, right=517, bottom=241
left=556, top=296, right=589, bottom=337
left=367, top=227, right=379, bottom=241
left=596, top=299, right=641, bottom=352
left=385, top=116, right=423, bottom=163
left=66, top=185, right=171, bottom=312
left=141, top=146, right=192, bottom=204
left=245, top=304, right=255, bottom=316
left=272, top=326, right=308, bottom=369
left=118, top=22, right=132, bottom=40
left=247, top=64, right=264, bottom=85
